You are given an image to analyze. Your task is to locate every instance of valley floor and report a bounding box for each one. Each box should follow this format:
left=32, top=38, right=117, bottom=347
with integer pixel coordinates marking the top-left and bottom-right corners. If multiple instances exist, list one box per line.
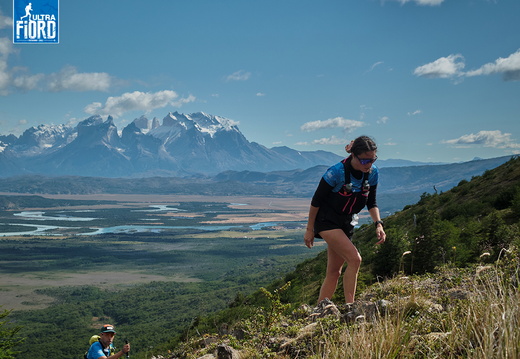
left=0, top=194, right=322, bottom=312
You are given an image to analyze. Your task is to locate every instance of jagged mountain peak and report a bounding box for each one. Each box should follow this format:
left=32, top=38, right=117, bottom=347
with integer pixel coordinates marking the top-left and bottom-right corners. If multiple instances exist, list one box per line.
left=76, top=115, right=116, bottom=129
left=78, top=115, right=104, bottom=127
left=132, top=115, right=160, bottom=134
left=0, top=110, right=343, bottom=177
left=20, top=123, right=74, bottom=140
left=162, top=111, right=191, bottom=128
left=75, top=115, right=120, bottom=148
left=189, top=112, right=239, bottom=133
left=159, top=111, right=238, bottom=137
left=10, top=123, right=75, bottom=155
left=28, top=123, right=72, bottom=132
left=150, top=111, right=236, bottom=142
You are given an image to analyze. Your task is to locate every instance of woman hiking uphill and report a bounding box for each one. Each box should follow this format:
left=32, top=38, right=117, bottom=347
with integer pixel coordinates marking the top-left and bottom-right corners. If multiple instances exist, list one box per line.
left=304, top=135, right=386, bottom=305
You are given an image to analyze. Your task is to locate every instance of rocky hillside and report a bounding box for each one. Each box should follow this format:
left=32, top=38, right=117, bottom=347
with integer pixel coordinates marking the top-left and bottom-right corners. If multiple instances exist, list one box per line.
left=151, top=156, right=520, bottom=358
left=159, top=255, right=519, bottom=359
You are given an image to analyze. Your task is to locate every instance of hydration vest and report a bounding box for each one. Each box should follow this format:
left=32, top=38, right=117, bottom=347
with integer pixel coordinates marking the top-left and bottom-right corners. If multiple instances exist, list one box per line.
left=327, top=158, right=370, bottom=215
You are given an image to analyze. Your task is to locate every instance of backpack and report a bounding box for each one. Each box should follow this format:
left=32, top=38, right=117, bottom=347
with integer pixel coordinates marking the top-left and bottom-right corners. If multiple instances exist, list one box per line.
left=84, top=336, right=116, bottom=359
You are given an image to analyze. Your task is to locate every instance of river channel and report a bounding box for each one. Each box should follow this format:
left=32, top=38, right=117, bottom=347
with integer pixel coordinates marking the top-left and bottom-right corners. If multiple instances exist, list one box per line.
left=1, top=204, right=304, bottom=236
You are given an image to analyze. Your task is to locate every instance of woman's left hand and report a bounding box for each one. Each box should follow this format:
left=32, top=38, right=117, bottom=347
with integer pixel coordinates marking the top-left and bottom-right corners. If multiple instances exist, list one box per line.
left=376, top=226, right=386, bottom=245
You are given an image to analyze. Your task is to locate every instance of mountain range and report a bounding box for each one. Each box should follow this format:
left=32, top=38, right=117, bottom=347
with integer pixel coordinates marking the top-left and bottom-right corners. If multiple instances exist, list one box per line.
left=0, top=110, right=515, bottom=215
left=0, top=111, right=455, bottom=178
left=0, top=112, right=346, bottom=178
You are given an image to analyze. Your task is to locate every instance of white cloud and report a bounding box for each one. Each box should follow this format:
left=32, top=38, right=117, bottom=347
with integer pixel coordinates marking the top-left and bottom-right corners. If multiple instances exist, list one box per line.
left=0, top=32, right=114, bottom=94
left=12, top=73, right=45, bottom=91
left=311, top=135, right=346, bottom=145
left=0, top=69, right=9, bottom=94
left=295, top=135, right=346, bottom=146
left=377, top=116, right=389, bottom=124
left=0, top=37, right=15, bottom=57
left=256, top=92, right=266, bottom=97
left=84, top=90, right=196, bottom=117
left=414, top=50, right=520, bottom=81
left=0, top=40, right=115, bottom=94
left=408, top=110, right=422, bottom=116
left=226, top=70, right=251, bottom=81
left=367, top=61, right=384, bottom=72
left=300, top=117, right=365, bottom=133
left=395, top=0, right=445, bottom=5
left=465, top=49, right=520, bottom=81
left=299, top=117, right=364, bottom=147
left=0, top=37, right=17, bottom=94
left=443, top=130, right=520, bottom=149
left=413, top=54, right=465, bottom=78
left=385, top=0, right=445, bottom=5
left=47, top=66, right=112, bottom=92
left=0, top=9, right=12, bottom=29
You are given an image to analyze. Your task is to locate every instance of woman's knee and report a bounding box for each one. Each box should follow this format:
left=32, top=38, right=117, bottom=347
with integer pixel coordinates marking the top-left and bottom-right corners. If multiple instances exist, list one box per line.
left=326, top=267, right=343, bottom=281
left=348, top=253, right=362, bottom=268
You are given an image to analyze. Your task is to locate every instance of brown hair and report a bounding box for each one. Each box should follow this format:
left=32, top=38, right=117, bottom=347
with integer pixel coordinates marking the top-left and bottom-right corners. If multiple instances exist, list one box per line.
left=346, top=136, right=378, bottom=156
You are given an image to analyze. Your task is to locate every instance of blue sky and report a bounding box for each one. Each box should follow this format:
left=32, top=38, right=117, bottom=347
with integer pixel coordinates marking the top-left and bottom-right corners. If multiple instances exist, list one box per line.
left=0, top=0, right=519, bottom=163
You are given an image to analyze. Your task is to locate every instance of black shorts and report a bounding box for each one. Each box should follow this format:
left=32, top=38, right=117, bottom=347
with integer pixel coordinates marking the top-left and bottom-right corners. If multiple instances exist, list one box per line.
left=313, top=206, right=354, bottom=240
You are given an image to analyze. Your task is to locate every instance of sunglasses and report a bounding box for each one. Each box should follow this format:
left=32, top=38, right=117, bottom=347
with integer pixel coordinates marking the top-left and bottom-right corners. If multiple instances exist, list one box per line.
left=356, top=155, right=378, bottom=165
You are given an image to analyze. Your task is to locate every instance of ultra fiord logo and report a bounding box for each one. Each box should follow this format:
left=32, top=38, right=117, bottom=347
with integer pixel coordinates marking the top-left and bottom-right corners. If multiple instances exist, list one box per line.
left=13, top=0, right=59, bottom=44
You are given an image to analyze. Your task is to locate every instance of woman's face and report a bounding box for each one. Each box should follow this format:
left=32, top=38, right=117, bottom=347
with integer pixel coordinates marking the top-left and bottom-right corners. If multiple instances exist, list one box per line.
left=352, top=150, right=377, bottom=172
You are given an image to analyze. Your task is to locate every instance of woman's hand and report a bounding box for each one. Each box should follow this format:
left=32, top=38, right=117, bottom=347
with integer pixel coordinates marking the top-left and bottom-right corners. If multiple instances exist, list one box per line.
left=375, top=225, right=386, bottom=245
left=304, top=229, right=315, bottom=248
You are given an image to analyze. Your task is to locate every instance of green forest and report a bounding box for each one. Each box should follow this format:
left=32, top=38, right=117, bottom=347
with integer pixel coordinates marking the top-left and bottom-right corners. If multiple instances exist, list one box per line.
left=0, top=200, right=314, bottom=358
left=1, top=156, right=519, bottom=358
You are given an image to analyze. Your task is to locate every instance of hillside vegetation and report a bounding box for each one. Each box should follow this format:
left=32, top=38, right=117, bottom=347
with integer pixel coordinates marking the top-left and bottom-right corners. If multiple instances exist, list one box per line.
left=160, top=157, right=520, bottom=358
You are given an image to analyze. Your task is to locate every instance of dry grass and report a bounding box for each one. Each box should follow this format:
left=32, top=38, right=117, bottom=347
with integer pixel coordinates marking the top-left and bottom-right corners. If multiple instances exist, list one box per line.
left=172, top=248, right=519, bottom=359
left=305, top=249, right=520, bottom=359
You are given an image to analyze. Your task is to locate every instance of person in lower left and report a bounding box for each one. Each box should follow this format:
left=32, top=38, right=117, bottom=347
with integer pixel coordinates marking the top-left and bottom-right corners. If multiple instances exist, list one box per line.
left=86, top=324, right=130, bottom=359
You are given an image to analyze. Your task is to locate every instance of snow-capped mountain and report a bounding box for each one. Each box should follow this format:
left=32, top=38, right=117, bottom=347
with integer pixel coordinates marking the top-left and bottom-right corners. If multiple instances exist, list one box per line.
left=9, top=123, right=76, bottom=155
left=0, top=111, right=343, bottom=178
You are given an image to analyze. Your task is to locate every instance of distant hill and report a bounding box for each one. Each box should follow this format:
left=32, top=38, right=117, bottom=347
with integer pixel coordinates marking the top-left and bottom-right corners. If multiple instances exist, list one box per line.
left=375, top=158, right=447, bottom=167
left=0, top=194, right=112, bottom=210
left=0, top=155, right=514, bottom=216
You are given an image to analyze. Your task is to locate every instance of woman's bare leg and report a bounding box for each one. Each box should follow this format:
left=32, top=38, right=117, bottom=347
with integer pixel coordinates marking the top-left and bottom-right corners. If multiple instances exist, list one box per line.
left=318, top=244, right=345, bottom=302
left=319, top=229, right=362, bottom=304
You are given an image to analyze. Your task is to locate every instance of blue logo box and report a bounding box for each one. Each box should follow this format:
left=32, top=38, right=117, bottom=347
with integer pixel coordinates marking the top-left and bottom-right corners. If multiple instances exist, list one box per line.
left=13, top=0, right=59, bottom=44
